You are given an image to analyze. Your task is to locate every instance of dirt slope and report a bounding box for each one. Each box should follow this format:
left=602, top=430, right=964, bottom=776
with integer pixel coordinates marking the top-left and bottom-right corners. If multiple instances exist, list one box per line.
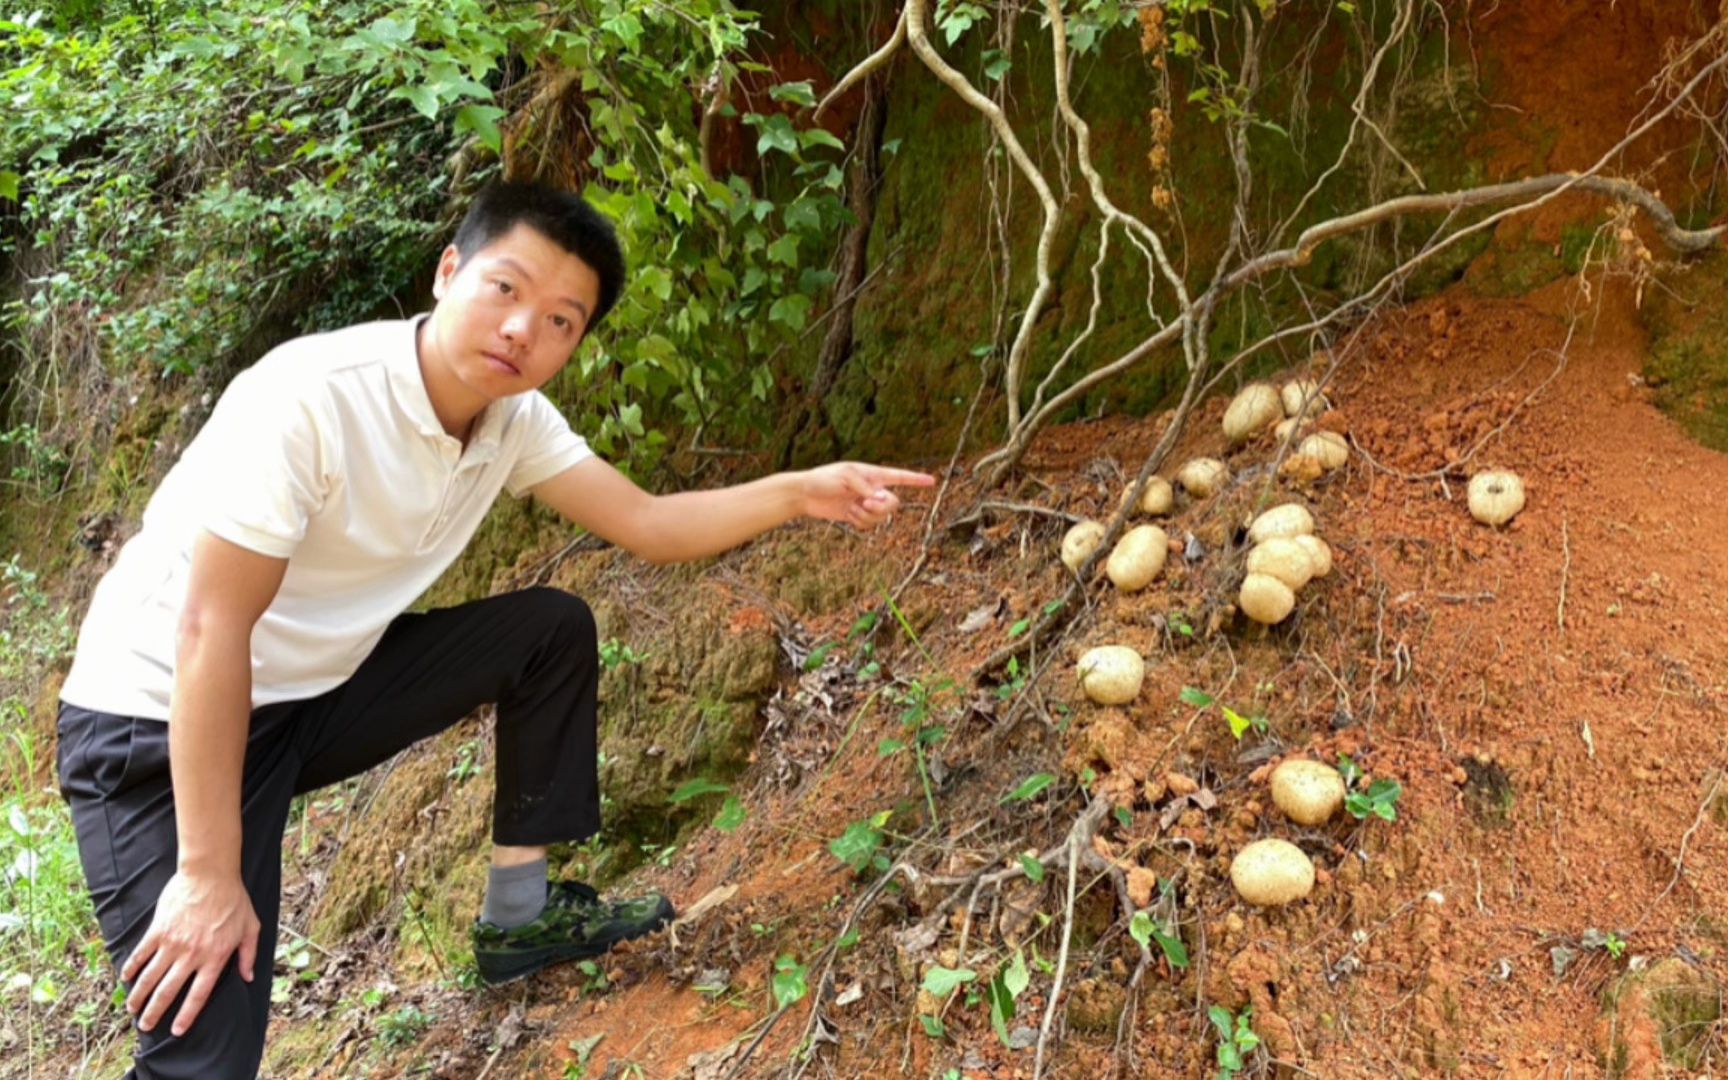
left=322, top=272, right=1721, bottom=1080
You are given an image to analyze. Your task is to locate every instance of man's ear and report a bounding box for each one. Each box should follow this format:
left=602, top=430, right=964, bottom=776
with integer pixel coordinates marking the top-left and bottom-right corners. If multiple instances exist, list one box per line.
left=431, top=244, right=463, bottom=301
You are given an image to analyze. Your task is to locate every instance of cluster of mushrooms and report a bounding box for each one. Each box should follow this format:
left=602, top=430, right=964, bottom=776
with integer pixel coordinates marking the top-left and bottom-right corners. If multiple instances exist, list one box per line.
left=1059, top=370, right=1528, bottom=908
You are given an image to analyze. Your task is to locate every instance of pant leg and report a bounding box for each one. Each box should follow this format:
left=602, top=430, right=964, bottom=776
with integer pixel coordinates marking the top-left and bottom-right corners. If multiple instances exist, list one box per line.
left=290, top=586, right=602, bottom=846
left=56, top=703, right=298, bottom=1080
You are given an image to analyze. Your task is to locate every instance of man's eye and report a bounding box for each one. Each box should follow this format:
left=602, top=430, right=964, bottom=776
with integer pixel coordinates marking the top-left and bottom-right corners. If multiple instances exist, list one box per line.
left=494, top=280, right=513, bottom=294
left=552, top=315, right=570, bottom=331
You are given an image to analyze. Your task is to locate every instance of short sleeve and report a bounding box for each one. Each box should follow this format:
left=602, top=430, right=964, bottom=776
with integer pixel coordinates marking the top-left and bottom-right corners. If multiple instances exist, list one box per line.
left=197, top=367, right=334, bottom=559
left=504, top=392, right=595, bottom=498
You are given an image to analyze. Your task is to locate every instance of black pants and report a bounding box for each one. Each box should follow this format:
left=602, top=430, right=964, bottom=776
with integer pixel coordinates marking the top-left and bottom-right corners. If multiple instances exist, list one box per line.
left=56, top=587, right=601, bottom=1079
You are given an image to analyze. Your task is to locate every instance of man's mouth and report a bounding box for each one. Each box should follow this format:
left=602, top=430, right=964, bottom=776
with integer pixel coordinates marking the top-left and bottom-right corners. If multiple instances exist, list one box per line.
left=482, top=352, right=521, bottom=376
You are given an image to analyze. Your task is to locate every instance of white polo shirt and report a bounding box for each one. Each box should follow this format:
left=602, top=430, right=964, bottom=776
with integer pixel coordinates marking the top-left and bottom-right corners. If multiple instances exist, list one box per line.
left=60, top=317, right=594, bottom=719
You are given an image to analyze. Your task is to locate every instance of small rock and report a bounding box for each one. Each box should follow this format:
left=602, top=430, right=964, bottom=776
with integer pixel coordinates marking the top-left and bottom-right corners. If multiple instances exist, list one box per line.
left=1008, top=1026, right=1039, bottom=1050
left=1127, top=867, right=1157, bottom=908
left=1166, top=771, right=1199, bottom=797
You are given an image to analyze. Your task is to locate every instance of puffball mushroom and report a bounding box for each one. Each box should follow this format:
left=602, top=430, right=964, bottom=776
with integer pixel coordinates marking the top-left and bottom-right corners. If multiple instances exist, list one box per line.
left=1273, top=416, right=1311, bottom=443
left=1281, top=379, right=1329, bottom=418
left=1118, top=477, right=1175, bottom=516
left=1292, top=534, right=1333, bottom=578
left=1061, top=520, right=1107, bottom=572
left=1247, top=503, right=1315, bottom=544
left=1222, top=383, right=1283, bottom=445
left=1239, top=573, right=1296, bottom=625
left=1106, top=525, right=1169, bottom=592
left=1077, top=645, right=1146, bottom=706
left=1269, top=759, right=1347, bottom=826
left=1467, top=470, right=1526, bottom=527
left=1246, top=537, right=1314, bottom=591
left=1177, top=457, right=1230, bottom=498
left=1230, top=839, right=1317, bottom=906
left=1297, top=431, right=1349, bottom=471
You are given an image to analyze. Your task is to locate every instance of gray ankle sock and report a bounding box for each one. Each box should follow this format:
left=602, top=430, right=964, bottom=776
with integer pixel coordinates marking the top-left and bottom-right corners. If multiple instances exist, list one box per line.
left=483, top=858, right=548, bottom=929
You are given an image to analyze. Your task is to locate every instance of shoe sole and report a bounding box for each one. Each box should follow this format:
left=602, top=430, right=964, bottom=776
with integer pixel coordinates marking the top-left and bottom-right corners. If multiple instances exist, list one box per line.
left=476, top=896, right=676, bottom=986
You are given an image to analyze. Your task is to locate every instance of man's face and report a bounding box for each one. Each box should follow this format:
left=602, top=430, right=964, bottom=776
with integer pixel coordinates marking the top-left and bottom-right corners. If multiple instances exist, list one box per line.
left=427, top=223, right=603, bottom=401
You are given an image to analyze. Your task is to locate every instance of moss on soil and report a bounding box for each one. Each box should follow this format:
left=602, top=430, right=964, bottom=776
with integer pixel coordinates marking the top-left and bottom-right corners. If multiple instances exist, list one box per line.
left=1642, top=251, right=1728, bottom=453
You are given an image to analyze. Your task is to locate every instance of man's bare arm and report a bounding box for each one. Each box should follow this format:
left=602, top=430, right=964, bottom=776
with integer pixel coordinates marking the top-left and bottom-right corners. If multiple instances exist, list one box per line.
left=531, top=457, right=935, bottom=564
left=123, top=531, right=286, bottom=1036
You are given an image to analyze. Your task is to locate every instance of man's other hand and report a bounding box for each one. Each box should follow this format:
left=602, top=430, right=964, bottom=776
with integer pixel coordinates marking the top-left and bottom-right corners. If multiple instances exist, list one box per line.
left=800, top=462, right=935, bottom=530
left=122, top=870, right=260, bottom=1036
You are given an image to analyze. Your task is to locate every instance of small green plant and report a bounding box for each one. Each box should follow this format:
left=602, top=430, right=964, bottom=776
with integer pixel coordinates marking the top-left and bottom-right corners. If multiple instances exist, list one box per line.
left=985, top=949, right=1030, bottom=1046
left=1208, top=1004, right=1262, bottom=1079
left=829, top=809, right=892, bottom=875
left=1179, top=687, right=1268, bottom=740
left=575, top=959, right=609, bottom=995
left=1344, top=779, right=1403, bottom=822
left=1129, top=909, right=1190, bottom=970
left=771, top=954, right=808, bottom=1009
left=446, top=739, right=481, bottom=784
left=1604, top=931, right=1627, bottom=959
left=376, top=1004, right=433, bottom=1048
left=599, top=638, right=644, bottom=671
left=876, top=676, right=956, bottom=827
left=1167, top=610, right=1196, bottom=638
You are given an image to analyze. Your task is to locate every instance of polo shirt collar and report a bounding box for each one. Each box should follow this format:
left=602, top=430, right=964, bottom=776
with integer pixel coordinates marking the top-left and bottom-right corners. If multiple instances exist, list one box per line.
left=388, top=315, right=504, bottom=462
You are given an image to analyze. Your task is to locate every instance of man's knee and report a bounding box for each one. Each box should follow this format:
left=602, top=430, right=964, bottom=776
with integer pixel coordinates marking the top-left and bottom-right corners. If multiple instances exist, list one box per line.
left=516, top=587, right=597, bottom=647
left=129, top=964, right=268, bottom=1079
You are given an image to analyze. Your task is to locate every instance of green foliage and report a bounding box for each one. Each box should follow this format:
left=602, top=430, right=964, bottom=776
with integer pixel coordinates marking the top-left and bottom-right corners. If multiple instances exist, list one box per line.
left=1179, top=685, right=1267, bottom=741
left=376, top=1003, right=433, bottom=1047
left=1345, top=778, right=1402, bottom=822
left=921, top=964, right=975, bottom=999
left=986, top=949, right=1029, bottom=1045
left=1000, top=772, right=1055, bottom=804
left=3, top=0, right=849, bottom=475
left=1129, top=908, right=1189, bottom=969
left=770, top=954, right=808, bottom=1009
left=598, top=638, right=644, bottom=671
left=0, top=556, right=74, bottom=681
left=829, top=809, right=891, bottom=875
left=1209, top=1004, right=1262, bottom=1079
left=0, top=726, right=104, bottom=1019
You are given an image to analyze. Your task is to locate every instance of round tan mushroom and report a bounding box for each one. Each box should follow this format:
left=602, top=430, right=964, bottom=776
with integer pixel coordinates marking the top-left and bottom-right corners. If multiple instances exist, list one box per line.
left=1060, top=520, right=1107, bottom=573
left=1292, top=534, right=1333, bottom=578
left=1270, top=759, right=1347, bottom=826
left=1274, top=416, right=1313, bottom=444
left=1118, top=477, right=1174, bottom=516
left=1239, top=573, right=1296, bottom=625
left=1467, top=470, right=1526, bottom=527
left=1223, top=383, right=1283, bottom=446
left=1230, top=839, right=1316, bottom=906
left=1247, top=503, right=1315, bottom=544
left=1077, top=645, right=1145, bottom=706
left=1106, top=525, right=1169, bottom=592
left=1246, top=537, right=1314, bottom=591
left=1297, top=431, right=1349, bottom=471
left=1176, top=458, right=1230, bottom=498
left=1280, top=379, right=1329, bottom=418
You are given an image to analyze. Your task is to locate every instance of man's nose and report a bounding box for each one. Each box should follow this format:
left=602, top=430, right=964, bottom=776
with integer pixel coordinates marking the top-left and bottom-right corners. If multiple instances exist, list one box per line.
left=501, top=309, right=533, bottom=346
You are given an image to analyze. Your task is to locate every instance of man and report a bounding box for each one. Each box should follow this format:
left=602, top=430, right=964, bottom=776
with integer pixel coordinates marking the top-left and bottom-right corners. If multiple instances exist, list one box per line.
left=56, top=180, right=933, bottom=1078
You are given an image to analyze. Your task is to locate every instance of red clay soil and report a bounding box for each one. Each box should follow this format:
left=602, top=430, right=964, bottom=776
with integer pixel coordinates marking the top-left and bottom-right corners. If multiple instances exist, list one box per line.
left=426, top=270, right=1728, bottom=1080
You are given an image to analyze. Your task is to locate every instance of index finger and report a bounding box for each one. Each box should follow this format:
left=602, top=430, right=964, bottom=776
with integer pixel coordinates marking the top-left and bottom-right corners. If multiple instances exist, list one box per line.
left=862, top=466, right=937, bottom=488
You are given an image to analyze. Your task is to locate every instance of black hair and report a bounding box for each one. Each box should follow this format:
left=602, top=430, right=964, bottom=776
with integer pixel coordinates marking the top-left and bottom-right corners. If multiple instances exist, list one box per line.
left=452, top=181, right=627, bottom=329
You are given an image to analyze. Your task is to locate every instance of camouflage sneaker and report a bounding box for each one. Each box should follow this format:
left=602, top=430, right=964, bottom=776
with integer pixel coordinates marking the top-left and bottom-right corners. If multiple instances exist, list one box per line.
left=472, top=879, right=675, bottom=986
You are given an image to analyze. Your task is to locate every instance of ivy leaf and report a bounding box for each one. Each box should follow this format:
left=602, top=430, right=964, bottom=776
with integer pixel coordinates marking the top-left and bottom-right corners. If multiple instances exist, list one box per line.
left=921, top=966, right=976, bottom=999
left=799, top=128, right=846, bottom=152
left=1222, top=705, right=1252, bottom=740
left=668, top=777, right=728, bottom=804
left=766, top=233, right=800, bottom=267
left=713, top=795, right=746, bottom=833
left=920, top=1013, right=945, bottom=1038
left=454, top=104, right=507, bottom=153
left=754, top=114, right=799, bottom=157
left=1179, top=686, right=1215, bottom=708
left=0, top=170, right=18, bottom=202
left=771, top=955, right=808, bottom=1009
left=829, top=818, right=884, bottom=872
left=982, top=49, right=1012, bottom=81
left=768, top=293, right=811, bottom=332
left=769, top=81, right=817, bottom=107
left=1000, top=772, right=1055, bottom=804
left=393, top=84, right=440, bottom=121
left=1019, top=854, right=1045, bottom=882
